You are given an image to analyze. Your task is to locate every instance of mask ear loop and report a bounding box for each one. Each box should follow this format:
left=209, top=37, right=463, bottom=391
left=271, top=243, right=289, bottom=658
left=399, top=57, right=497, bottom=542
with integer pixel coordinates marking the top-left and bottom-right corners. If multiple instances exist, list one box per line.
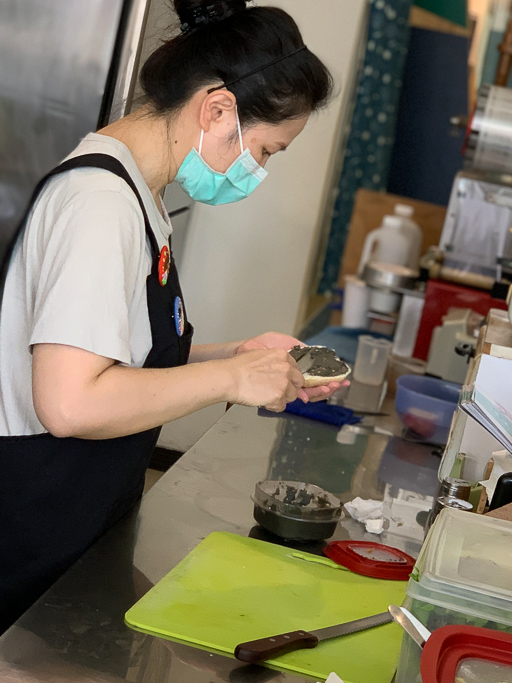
left=236, top=107, right=244, bottom=153
left=198, top=108, right=243, bottom=156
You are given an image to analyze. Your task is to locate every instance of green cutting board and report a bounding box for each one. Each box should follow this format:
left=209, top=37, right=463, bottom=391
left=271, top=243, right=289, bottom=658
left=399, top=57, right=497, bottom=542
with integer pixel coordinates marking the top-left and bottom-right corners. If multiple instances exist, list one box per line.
left=126, top=532, right=406, bottom=682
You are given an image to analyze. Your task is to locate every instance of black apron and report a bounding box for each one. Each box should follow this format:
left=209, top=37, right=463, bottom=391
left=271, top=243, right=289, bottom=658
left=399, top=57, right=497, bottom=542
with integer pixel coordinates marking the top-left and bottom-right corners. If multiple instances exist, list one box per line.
left=0, top=153, right=193, bottom=633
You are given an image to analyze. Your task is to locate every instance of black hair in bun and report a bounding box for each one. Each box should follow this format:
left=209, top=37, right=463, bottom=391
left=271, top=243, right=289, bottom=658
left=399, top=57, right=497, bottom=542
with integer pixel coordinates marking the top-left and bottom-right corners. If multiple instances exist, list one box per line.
left=140, top=3, right=333, bottom=128
left=175, top=0, right=247, bottom=33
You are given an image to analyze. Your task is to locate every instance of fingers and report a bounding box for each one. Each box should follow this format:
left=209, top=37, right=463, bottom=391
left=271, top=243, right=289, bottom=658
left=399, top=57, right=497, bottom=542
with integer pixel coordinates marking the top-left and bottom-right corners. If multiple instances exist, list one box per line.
left=286, top=353, right=307, bottom=387
left=305, top=385, right=332, bottom=399
left=238, top=332, right=306, bottom=354
left=265, top=383, right=307, bottom=412
left=266, top=382, right=301, bottom=413
left=297, top=388, right=309, bottom=403
left=262, top=374, right=350, bottom=412
left=229, top=348, right=307, bottom=412
left=308, top=389, right=332, bottom=403
left=304, top=380, right=349, bottom=403
left=289, top=366, right=306, bottom=390
left=254, top=332, right=306, bottom=351
left=263, top=398, right=289, bottom=413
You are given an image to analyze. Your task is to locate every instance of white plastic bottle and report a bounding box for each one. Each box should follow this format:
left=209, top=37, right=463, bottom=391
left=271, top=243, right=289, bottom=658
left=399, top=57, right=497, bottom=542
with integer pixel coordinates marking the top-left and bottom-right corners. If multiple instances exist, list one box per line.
left=394, top=203, right=423, bottom=270
left=357, top=215, right=414, bottom=275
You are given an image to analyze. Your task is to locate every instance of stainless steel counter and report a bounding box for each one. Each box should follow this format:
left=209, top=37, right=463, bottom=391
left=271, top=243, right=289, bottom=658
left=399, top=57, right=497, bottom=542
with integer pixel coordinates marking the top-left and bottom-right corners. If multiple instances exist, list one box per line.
left=0, top=405, right=441, bottom=682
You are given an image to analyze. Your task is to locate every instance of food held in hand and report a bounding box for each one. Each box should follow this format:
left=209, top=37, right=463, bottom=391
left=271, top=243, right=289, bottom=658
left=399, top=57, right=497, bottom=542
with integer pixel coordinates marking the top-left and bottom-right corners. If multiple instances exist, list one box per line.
left=289, top=345, right=351, bottom=387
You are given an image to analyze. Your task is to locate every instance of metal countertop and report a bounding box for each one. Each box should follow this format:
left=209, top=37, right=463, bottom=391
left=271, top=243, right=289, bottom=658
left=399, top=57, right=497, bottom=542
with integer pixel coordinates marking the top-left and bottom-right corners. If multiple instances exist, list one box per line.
left=0, top=405, right=440, bottom=682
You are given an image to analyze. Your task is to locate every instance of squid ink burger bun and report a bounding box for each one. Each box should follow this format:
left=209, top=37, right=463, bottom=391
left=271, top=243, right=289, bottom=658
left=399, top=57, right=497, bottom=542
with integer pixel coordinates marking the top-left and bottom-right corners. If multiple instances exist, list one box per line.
left=289, top=345, right=351, bottom=388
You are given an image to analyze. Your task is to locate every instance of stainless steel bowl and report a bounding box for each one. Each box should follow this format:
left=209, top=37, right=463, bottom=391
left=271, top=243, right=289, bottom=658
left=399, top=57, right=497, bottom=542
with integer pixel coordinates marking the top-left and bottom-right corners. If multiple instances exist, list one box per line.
left=362, top=261, right=418, bottom=291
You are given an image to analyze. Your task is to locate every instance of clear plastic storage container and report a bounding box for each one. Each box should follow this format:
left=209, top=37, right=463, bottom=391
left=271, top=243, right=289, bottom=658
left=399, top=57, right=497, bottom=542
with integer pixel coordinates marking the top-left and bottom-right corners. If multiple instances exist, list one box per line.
left=395, top=508, right=512, bottom=683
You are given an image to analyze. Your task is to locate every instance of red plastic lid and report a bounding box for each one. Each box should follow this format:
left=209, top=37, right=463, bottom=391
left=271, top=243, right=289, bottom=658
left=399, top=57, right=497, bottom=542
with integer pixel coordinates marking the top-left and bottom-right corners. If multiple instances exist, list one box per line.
left=421, top=625, right=512, bottom=683
left=323, top=540, right=415, bottom=580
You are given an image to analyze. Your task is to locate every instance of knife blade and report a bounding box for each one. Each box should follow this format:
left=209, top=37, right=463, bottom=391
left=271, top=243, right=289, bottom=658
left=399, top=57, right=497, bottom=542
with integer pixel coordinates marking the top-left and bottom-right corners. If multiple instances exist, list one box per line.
left=234, top=611, right=392, bottom=663
left=388, top=605, right=430, bottom=649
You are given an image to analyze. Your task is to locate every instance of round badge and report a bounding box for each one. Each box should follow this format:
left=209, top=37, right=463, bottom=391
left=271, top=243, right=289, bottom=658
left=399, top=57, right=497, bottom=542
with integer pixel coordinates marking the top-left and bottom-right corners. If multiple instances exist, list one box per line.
left=174, top=296, right=185, bottom=337
left=158, top=246, right=170, bottom=287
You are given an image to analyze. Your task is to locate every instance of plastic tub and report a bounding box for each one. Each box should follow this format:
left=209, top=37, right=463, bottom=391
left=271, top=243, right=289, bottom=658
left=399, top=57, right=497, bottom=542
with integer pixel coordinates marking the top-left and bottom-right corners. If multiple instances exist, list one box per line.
left=252, top=480, right=342, bottom=541
left=395, top=375, right=461, bottom=443
left=353, top=335, right=392, bottom=386
left=395, top=508, right=512, bottom=683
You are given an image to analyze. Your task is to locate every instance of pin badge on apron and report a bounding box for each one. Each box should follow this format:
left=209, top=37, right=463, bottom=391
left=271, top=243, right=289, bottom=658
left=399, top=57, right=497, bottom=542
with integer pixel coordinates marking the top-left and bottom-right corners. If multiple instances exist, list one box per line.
left=158, top=246, right=170, bottom=286
left=174, top=296, right=185, bottom=337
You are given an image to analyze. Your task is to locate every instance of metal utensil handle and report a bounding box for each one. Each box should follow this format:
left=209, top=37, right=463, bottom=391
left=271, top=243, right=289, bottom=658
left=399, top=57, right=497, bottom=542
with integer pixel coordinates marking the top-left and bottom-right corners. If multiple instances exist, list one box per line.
left=234, top=630, right=319, bottom=663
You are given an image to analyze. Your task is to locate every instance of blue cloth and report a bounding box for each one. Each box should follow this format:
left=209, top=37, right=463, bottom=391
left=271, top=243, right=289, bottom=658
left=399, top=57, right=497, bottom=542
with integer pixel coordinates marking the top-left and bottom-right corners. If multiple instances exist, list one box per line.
left=284, top=400, right=361, bottom=427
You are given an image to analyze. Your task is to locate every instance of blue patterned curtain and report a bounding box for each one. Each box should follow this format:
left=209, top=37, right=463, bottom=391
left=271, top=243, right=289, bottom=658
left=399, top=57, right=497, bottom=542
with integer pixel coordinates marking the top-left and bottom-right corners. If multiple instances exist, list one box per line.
left=319, top=0, right=413, bottom=294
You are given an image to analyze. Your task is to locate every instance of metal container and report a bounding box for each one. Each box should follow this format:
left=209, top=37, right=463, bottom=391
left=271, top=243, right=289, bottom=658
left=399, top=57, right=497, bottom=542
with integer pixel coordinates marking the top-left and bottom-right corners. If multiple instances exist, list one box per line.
left=465, top=84, right=512, bottom=174
left=438, top=477, right=472, bottom=502
left=424, top=496, right=473, bottom=538
left=362, top=261, right=418, bottom=291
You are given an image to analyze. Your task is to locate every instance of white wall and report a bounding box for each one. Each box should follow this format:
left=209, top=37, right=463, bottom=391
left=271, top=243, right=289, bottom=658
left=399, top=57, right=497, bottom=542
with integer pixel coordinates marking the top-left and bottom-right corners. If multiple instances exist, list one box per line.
left=178, top=0, right=368, bottom=344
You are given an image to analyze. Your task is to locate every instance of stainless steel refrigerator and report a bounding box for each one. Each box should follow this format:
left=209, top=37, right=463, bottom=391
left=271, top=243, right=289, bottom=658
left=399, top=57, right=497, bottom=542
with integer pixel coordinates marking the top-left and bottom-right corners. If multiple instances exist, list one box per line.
left=0, top=0, right=152, bottom=266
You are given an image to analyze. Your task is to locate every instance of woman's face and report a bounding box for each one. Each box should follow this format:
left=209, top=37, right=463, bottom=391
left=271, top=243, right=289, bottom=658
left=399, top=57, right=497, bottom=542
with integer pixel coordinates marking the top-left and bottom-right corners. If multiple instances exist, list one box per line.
left=200, top=115, right=309, bottom=173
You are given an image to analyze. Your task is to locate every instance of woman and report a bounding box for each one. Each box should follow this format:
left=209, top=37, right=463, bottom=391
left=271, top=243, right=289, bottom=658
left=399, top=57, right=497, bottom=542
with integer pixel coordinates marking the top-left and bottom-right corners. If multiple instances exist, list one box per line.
left=0, top=0, right=343, bottom=631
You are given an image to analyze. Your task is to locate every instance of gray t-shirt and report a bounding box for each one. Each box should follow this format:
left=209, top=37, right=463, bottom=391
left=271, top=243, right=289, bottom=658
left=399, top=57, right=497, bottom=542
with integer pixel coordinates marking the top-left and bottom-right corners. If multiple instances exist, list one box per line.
left=0, top=133, right=173, bottom=436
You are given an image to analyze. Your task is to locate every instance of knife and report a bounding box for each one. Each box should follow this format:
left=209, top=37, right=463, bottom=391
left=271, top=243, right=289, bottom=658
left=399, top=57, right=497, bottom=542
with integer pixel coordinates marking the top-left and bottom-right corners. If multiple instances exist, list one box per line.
left=388, top=605, right=431, bottom=649
left=234, top=611, right=392, bottom=663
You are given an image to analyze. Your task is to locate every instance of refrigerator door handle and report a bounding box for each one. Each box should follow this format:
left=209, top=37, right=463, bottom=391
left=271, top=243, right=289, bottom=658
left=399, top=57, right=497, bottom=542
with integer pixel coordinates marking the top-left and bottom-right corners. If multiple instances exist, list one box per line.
left=102, top=0, right=152, bottom=125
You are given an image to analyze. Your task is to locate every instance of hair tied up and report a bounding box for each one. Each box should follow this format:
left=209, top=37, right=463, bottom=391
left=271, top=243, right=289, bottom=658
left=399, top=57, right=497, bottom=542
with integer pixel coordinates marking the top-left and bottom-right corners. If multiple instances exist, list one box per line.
left=141, top=4, right=333, bottom=125
left=178, top=0, right=247, bottom=35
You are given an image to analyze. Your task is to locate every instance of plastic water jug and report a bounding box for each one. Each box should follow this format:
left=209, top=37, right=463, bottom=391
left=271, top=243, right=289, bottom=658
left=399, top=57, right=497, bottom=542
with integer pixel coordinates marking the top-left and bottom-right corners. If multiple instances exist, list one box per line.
left=394, top=203, right=423, bottom=270
left=358, top=215, right=415, bottom=275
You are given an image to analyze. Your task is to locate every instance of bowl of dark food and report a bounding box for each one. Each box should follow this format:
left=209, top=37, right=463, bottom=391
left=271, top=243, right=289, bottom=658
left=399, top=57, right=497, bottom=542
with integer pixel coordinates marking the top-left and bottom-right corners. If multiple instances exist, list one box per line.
left=252, top=480, right=343, bottom=541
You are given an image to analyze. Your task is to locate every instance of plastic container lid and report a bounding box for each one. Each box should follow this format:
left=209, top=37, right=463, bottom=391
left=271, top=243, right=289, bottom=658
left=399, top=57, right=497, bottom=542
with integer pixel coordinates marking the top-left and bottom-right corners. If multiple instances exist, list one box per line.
left=408, top=508, right=512, bottom=626
left=324, top=540, right=415, bottom=580
left=421, top=625, right=512, bottom=683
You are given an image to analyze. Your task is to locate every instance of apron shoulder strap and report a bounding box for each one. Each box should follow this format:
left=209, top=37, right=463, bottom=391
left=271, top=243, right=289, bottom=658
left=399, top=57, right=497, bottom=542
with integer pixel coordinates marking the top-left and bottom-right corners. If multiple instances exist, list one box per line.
left=49, top=153, right=161, bottom=256
left=0, top=152, right=161, bottom=291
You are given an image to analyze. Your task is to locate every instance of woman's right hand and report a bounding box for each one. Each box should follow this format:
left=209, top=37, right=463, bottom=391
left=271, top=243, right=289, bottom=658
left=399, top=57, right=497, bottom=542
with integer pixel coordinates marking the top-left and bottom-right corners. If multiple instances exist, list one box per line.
left=226, top=349, right=307, bottom=412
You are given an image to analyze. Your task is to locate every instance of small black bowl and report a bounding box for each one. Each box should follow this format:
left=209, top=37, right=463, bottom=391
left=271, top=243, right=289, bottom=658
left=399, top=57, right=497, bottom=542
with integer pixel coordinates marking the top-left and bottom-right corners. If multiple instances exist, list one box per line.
left=252, top=480, right=343, bottom=542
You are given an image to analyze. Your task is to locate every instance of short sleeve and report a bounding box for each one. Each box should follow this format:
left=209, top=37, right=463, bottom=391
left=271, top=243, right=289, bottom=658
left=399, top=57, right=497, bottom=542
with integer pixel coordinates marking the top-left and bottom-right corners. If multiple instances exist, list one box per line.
left=29, top=189, right=146, bottom=364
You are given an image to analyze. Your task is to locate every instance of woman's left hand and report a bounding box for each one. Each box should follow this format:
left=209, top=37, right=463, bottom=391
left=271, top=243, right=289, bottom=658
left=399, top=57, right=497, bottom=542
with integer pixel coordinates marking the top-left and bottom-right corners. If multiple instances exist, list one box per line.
left=235, top=333, right=349, bottom=403
left=303, top=381, right=348, bottom=403
left=235, top=332, right=304, bottom=355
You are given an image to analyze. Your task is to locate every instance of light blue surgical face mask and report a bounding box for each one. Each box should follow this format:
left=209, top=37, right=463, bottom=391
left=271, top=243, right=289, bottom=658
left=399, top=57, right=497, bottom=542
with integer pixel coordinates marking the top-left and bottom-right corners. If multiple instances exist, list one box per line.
left=175, top=110, right=268, bottom=205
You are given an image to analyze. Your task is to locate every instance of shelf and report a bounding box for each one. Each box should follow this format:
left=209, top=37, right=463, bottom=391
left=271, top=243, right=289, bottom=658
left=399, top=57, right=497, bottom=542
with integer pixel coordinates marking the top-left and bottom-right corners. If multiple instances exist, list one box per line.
left=478, top=309, right=512, bottom=358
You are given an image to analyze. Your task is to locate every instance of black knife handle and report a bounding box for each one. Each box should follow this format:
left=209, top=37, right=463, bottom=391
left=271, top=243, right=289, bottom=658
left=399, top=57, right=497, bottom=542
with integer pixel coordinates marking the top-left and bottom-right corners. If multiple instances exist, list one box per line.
left=489, top=473, right=512, bottom=511
left=235, top=630, right=319, bottom=664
